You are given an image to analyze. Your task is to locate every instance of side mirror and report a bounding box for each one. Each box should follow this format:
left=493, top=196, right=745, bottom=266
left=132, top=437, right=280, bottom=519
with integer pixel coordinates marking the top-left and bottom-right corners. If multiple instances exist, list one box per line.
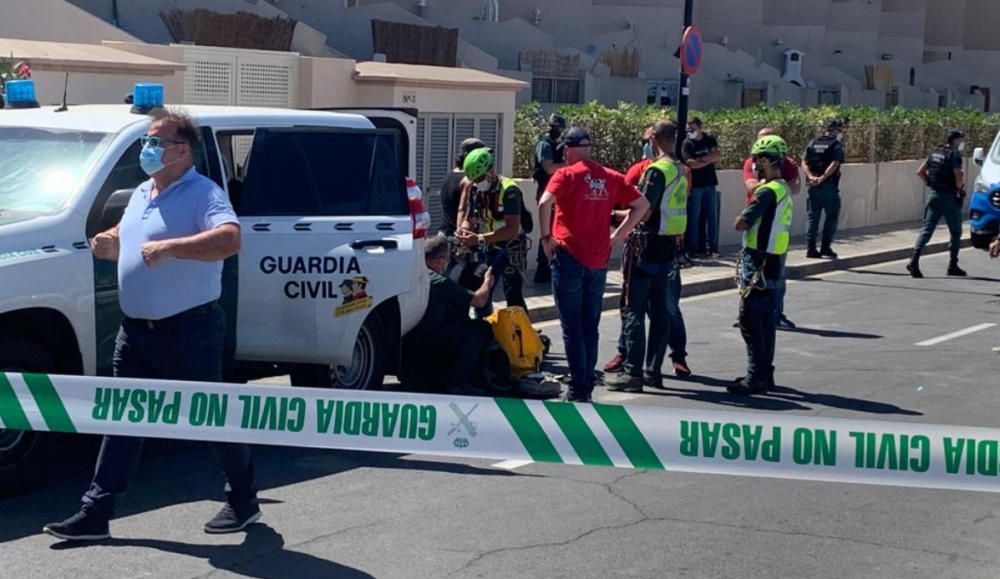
left=974, top=147, right=986, bottom=166
left=100, top=188, right=134, bottom=231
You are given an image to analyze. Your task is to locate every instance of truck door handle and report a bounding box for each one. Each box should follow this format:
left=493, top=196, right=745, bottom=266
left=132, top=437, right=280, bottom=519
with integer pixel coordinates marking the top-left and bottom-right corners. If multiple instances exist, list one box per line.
left=351, top=239, right=398, bottom=250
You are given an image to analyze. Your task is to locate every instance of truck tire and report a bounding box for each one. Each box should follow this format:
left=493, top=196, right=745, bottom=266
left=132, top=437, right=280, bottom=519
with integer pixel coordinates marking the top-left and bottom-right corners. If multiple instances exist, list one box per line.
left=290, top=313, right=387, bottom=390
left=0, top=334, right=58, bottom=496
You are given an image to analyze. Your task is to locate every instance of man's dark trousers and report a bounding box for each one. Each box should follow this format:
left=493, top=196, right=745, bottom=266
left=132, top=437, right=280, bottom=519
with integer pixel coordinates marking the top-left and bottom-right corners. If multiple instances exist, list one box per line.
left=551, top=248, right=606, bottom=400
left=614, top=265, right=686, bottom=364
left=806, top=181, right=841, bottom=250
left=621, top=263, right=671, bottom=378
left=739, top=289, right=776, bottom=386
left=914, top=190, right=963, bottom=261
left=81, top=303, right=257, bottom=517
left=439, top=320, right=493, bottom=393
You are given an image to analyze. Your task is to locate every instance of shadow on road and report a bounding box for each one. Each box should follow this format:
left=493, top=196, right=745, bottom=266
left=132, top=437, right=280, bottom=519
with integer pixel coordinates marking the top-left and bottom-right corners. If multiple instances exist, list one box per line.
left=781, top=326, right=882, bottom=339
left=648, top=374, right=922, bottom=416
left=50, top=524, right=374, bottom=578
left=799, top=276, right=1000, bottom=297
left=850, top=268, right=1000, bottom=284
left=767, top=386, right=923, bottom=416
left=0, top=442, right=517, bottom=546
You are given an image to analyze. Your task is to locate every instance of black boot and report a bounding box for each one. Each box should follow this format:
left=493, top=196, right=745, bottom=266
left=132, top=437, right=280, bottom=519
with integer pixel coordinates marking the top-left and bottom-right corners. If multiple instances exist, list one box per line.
left=947, top=260, right=967, bottom=277
left=906, top=252, right=923, bottom=278
left=806, top=244, right=821, bottom=259
left=820, top=246, right=838, bottom=259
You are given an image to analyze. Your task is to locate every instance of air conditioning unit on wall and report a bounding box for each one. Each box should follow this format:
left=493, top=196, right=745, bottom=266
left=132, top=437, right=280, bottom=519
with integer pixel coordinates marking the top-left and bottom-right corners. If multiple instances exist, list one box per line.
left=782, top=49, right=806, bottom=87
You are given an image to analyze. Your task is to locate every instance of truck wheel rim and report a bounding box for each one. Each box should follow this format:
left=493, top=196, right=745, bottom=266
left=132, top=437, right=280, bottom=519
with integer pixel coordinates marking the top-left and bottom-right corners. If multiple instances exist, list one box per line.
left=333, top=326, right=374, bottom=389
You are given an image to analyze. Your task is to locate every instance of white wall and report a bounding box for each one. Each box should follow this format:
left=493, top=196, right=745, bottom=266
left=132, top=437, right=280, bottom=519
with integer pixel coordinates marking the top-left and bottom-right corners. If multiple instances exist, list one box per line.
left=2, top=0, right=136, bottom=44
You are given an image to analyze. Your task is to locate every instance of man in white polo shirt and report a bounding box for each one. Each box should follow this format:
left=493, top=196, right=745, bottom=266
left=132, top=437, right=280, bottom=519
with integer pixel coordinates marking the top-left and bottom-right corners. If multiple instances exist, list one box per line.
left=44, top=109, right=260, bottom=541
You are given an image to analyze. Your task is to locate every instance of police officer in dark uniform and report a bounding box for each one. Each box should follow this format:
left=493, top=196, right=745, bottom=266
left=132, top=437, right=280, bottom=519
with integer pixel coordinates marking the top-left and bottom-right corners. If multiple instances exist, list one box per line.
left=801, top=119, right=846, bottom=259
left=908, top=129, right=968, bottom=278
left=532, top=114, right=566, bottom=283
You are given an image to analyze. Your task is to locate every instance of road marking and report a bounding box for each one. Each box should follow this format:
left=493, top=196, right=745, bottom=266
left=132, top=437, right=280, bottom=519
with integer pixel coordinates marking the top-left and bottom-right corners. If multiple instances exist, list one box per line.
left=597, top=391, right=643, bottom=403
left=915, top=323, right=996, bottom=347
left=492, top=459, right=533, bottom=470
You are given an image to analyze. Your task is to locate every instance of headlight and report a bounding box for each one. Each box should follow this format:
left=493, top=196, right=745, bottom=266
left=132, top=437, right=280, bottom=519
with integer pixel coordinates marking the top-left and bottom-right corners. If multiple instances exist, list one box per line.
left=975, top=181, right=988, bottom=194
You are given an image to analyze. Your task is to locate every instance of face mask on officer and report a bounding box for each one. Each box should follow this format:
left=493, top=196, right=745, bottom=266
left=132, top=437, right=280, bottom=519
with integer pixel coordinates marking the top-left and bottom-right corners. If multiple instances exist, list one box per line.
left=835, top=132, right=844, bottom=143
left=549, top=126, right=563, bottom=141
left=687, top=127, right=700, bottom=140
left=957, top=141, right=967, bottom=152
left=475, top=174, right=496, bottom=193
left=642, top=140, right=654, bottom=160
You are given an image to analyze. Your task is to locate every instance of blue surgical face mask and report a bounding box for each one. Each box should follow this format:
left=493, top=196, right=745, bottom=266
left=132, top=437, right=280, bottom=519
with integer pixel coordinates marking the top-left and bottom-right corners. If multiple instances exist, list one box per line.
left=139, top=144, right=165, bottom=176
left=642, top=141, right=654, bottom=160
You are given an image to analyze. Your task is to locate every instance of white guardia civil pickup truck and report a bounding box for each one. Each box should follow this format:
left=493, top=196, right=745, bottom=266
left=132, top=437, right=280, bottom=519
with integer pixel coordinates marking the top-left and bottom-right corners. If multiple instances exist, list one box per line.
left=0, top=82, right=430, bottom=493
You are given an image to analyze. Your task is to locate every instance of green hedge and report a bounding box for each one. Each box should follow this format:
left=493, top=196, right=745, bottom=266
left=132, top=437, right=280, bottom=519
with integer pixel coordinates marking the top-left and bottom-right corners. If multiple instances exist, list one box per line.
left=514, top=101, right=1000, bottom=178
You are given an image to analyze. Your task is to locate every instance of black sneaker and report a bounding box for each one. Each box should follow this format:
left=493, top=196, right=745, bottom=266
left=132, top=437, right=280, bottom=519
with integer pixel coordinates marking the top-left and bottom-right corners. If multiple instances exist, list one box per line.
left=947, top=263, right=967, bottom=277
left=806, top=248, right=822, bottom=259
left=906, top=262, right=923, bottom=278
left=606, top=373, right=643, bottom=393
left=43, top=508, right=110, bottom=541
left=204, top=503, right=262, bottom=534
left=820, top=247, right=838, bottom=259
left=643, top=371, right=664, bottom=388
left=726, top=377, right=768, bottom=395
left=560, top=392, right=593, bottom=403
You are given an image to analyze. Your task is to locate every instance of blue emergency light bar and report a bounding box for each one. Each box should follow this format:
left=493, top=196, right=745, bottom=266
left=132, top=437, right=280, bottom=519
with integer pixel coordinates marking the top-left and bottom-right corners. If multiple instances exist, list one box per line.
left=130, top=82, right=164, bottom=114
left=4, top=79, right=39, bottom=109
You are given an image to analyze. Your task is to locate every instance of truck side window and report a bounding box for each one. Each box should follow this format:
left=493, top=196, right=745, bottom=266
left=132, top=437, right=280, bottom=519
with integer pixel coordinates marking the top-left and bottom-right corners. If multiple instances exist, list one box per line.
left=239, top=129, right=407, bottom=217
left=86, top=141, right=146, bottom=238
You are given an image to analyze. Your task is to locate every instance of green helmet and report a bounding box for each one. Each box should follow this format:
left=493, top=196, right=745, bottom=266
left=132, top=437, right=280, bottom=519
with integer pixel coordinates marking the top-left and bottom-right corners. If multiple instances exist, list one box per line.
left=463, top=147, right=495, bottom=181
left=751, top=135, right=788, bottom=158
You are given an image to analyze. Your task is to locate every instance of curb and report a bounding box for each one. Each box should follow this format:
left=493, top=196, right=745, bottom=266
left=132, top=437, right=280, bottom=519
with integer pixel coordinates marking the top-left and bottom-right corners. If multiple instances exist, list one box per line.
left=527, top=237, right=970, bottom=323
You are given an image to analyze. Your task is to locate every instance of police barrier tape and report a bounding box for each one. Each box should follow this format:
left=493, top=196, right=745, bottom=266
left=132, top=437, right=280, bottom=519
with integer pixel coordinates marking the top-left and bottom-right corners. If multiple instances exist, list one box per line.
left=2, top=372, right=1000, bottom=493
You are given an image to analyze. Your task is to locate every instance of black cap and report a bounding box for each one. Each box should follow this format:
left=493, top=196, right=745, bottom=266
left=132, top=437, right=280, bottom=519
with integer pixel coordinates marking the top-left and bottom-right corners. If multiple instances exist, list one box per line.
left=562, top=127, right=591, bottom=148
left=947, top=128, right=966, bottom=143
left=548, top=113, right=567, bottom=128
left=827, top=118, right=845, bottom=130
left=458, top=137, right=486, bottom=157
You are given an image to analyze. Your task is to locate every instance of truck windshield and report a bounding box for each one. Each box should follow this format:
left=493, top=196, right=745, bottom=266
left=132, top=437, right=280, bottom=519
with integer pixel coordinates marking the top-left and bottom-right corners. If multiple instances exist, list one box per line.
left=0, top=127, right=113, bottom=215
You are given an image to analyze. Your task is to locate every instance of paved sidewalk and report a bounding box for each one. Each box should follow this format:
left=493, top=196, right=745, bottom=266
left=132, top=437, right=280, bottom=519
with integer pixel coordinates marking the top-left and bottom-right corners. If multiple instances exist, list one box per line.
left=506, top=222, right=973, bottom=322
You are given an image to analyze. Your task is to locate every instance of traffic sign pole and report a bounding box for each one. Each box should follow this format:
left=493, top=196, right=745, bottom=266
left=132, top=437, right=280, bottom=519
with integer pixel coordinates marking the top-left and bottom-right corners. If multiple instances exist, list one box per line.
left=676, top=0, right=694, bottom=158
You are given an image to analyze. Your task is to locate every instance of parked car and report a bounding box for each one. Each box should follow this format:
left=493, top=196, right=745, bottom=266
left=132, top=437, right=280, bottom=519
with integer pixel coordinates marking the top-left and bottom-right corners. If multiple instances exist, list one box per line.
left=0, top=82, right=430, bottom=493
left=971, top=135, right=1000, bottom=249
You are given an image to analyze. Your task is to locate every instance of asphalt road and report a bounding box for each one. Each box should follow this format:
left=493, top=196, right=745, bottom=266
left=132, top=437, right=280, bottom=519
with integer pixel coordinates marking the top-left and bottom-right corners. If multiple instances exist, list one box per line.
left=2, top=249, right=1000, bottom=579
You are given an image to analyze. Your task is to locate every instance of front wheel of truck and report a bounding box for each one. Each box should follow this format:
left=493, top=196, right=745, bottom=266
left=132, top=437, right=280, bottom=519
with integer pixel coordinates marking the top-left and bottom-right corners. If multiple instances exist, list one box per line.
left=0, top=334, right=58, bottom=496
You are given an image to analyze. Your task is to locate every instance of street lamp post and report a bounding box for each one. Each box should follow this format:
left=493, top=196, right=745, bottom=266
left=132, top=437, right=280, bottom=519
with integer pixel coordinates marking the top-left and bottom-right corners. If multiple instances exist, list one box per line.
left=675, top=0, right=694, bottom=158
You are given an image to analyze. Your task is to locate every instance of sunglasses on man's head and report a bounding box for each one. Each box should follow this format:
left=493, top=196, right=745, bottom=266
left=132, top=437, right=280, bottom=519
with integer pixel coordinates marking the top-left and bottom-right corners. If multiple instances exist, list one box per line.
left=140, top=136, right=185, bottom=148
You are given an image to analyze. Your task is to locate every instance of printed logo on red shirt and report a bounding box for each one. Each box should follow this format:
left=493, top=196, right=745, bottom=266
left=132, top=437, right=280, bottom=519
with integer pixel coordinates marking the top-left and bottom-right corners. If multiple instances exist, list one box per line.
left=583, top=173, right=608, bottom=201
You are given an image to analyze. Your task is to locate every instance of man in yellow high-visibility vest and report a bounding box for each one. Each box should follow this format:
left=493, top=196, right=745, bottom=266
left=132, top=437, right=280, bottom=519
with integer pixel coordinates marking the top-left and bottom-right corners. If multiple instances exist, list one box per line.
left=608, top=120, right=690, bottom=393
left=729, top=135, right=793, bottom=396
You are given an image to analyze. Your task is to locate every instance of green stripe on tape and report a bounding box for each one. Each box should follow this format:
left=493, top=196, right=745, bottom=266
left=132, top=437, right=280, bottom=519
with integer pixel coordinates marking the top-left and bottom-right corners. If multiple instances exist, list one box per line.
left=22, top=373, right=76, bottom=433
left=495, top=398, right=562, bottom=464
left=593, top=403, right=664, bottom=470
left=0, top=373, right=31, bottom=430
left=543, top=401, right=613, bottom=467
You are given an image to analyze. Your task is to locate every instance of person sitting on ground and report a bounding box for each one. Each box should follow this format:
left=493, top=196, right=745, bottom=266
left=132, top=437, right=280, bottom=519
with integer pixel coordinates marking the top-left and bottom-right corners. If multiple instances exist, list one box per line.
left=401, top=236, right=495, bottom=395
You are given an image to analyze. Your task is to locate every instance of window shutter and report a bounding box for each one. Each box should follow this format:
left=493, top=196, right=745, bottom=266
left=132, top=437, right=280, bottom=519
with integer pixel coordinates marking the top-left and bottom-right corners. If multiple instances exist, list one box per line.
left=426, top=116, right=453, bottom=231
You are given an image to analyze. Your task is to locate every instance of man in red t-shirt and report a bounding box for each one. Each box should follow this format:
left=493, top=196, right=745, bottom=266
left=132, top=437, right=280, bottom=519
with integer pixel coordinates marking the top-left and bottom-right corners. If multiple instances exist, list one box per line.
left=741, top=128, right=801, bottom=204
left=740, top=128, right=800, bottom=330
left=538, top=127, right=649, bottom=402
